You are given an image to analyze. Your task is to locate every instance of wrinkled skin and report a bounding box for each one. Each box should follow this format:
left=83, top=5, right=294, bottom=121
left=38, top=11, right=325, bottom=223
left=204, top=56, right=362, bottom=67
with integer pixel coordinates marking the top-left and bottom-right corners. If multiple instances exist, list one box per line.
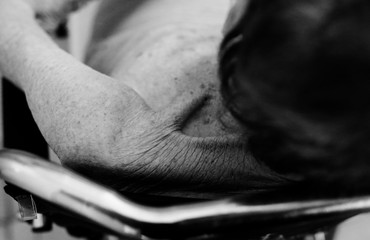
left=1, top=0, right=368, bottom=239
left=0, top=0, right=284, bottom=236
left=66, top=0, right=287, bottom=198
left=0, top=0, right=286, bottom=198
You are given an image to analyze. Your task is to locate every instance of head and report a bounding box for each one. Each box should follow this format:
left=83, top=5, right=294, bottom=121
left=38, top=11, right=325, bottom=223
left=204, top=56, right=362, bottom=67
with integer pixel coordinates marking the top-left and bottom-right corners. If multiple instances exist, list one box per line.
left=220, top=0, right=370, bottom=194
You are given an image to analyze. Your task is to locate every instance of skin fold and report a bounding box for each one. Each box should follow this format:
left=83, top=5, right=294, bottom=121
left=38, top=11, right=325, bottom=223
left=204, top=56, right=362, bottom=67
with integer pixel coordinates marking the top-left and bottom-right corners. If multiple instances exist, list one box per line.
left=1, top=1, right=370, bottom=239
left=0, top=0, right=285, bottom=199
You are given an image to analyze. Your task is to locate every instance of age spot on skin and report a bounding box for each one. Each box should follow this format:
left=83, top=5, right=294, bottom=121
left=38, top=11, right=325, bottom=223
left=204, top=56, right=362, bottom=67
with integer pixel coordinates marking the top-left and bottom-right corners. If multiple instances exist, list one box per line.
left=203, top=118, right=211, bottom=125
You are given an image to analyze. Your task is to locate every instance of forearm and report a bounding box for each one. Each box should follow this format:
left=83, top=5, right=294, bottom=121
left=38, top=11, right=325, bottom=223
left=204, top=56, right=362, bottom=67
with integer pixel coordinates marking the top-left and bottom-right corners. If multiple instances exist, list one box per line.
left=0, top=11, right=56, bottom=88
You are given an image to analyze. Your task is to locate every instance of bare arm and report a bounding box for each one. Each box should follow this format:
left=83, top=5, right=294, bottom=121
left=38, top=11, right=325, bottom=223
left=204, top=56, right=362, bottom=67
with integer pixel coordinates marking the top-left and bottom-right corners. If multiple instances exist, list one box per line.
left=0, top=1, right=160, bottom=161
left=0, top=0, right=284, bottom=198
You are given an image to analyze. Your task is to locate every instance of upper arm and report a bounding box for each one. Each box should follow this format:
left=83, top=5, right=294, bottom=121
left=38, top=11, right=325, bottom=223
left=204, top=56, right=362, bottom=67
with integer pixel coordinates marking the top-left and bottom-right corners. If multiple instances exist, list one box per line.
left=0, top=11, right=147, bottom=162
left=25, top=52, right=147, bottom=162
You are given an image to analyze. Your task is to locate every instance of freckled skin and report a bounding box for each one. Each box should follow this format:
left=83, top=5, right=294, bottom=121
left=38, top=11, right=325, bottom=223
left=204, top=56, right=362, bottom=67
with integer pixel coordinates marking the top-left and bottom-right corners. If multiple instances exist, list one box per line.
left=87, top=0, right=238, bottom=137
left=3, top=3, right=370, bottom=239
left=79, top=0, right=286, bottom=197
left=0, top=0, right=286, bottom=199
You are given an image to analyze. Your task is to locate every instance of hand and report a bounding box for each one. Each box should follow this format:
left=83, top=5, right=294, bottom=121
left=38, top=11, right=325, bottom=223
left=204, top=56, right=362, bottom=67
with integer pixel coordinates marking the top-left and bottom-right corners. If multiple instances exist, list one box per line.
left=0, top=0, right=92, bottom=33
left=29, top=0, right=93, bottom=33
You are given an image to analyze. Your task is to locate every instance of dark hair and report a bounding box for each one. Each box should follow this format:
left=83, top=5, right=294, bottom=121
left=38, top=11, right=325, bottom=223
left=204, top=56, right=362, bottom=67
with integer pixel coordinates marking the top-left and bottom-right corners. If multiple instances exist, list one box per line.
left=220, top=0, right=370, bottom=193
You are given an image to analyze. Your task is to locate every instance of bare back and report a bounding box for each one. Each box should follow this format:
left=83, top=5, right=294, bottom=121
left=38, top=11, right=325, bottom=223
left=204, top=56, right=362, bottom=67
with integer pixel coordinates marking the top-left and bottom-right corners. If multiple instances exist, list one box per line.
left=69, top=0, right=285, bottom=198
left=85, top=0, right=239, bottom=137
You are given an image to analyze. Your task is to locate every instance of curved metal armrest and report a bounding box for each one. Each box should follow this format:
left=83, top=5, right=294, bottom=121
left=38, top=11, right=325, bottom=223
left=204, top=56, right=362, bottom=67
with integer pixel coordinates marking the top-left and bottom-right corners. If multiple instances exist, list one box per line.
left=0, top=149, right=369, bottom=239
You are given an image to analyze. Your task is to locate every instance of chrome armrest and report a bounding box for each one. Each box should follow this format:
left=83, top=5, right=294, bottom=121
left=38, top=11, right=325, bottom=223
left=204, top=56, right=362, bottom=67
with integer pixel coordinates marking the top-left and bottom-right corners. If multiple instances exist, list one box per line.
left=0, top=149, right=369, bottom=240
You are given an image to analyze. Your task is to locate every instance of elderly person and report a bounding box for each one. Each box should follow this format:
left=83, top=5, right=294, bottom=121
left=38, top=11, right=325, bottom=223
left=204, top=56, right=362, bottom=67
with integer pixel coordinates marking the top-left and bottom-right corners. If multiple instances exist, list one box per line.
left=0, top=0, right=285, bottom=199
left=1, top=0, right=370, bottom=239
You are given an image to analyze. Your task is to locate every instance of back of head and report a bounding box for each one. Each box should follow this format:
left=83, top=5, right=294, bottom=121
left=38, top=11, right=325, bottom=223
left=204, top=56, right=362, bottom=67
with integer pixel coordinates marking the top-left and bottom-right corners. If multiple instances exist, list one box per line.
left=220, top=0, right=370, bottom=195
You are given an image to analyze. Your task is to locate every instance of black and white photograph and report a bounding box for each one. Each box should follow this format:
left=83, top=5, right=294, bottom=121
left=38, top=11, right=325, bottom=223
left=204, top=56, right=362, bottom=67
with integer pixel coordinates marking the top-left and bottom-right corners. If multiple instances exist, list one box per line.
left=1, top=0, right=370, bottom=239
